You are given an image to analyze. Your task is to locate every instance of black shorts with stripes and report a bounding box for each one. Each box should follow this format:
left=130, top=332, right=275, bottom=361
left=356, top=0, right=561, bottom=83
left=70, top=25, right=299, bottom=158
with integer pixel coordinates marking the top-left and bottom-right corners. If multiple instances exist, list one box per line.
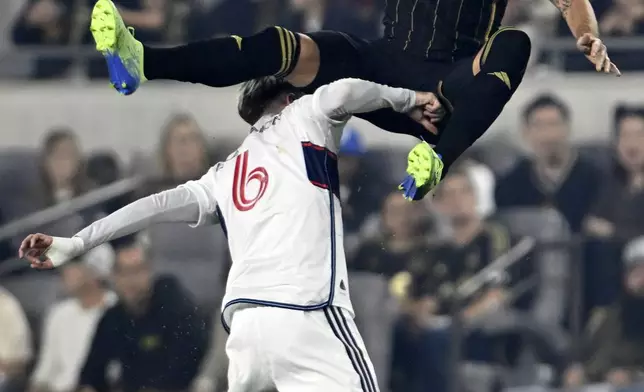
left=304, top=31, right=479, bottom=140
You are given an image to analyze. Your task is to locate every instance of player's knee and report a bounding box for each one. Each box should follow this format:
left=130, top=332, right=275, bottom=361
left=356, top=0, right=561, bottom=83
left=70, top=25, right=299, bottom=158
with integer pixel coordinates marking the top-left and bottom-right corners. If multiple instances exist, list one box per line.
left=287, top=34, right=320, bottom=87
left=481, top=28, right=531, bottom=75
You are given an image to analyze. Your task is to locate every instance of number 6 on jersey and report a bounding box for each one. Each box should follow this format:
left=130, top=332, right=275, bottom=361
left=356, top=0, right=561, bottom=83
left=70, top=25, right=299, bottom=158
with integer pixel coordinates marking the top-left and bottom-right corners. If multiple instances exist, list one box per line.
left=233, top=151, right=269, bottom=211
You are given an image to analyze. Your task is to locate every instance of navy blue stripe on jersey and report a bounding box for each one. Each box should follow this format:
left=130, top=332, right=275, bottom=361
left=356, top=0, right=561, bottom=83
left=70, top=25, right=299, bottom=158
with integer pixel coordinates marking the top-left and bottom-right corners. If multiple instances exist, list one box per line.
left=323, top=307, right=372, bottom=391
left=301, top=141, right=340, bottom=199
left=221, top=299, right=329, bottom=334
left=215, top=205, right=227, bottom=238
left=334, top=307, right=378, bottom=391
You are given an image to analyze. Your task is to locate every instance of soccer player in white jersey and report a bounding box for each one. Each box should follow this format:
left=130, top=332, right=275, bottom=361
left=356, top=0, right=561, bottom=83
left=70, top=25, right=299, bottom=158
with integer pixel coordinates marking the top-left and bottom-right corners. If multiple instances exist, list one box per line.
left=19, top=77, right=444, bottom=392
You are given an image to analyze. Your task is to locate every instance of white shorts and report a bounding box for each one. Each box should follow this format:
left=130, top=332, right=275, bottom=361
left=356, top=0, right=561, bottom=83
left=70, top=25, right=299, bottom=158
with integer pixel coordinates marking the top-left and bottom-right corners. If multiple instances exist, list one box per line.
left=226, top=305, right=379, bottom=392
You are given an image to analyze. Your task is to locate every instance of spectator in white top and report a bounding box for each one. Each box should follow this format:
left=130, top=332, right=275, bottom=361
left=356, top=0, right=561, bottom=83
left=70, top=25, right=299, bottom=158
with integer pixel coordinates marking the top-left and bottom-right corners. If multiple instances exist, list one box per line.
left=29, top=244, right=117, bottom=392
left=0, top=285, right=32, bottom=391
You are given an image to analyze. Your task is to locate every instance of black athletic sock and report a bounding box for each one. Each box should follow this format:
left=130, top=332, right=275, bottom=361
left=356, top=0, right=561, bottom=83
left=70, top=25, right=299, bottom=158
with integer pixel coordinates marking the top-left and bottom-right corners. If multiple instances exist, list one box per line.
left=143, top=27, right=300, bottom=86
left=434, top=73, right=514, bottom=172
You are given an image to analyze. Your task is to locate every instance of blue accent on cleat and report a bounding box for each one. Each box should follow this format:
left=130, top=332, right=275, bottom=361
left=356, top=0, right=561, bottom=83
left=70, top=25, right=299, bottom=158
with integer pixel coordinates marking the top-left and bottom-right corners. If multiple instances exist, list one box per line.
left=105, top=53, right=140, bottom=95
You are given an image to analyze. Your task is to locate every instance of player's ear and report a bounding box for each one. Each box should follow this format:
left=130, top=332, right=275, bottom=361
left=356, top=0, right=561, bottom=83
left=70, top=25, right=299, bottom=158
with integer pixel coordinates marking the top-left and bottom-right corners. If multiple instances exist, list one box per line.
left=286, top=93, right=297, bottom=105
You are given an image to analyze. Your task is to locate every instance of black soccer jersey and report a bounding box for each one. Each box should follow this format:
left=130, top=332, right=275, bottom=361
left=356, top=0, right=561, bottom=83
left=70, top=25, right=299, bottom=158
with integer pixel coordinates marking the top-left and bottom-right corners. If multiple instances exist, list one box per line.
left=383, top=0, right=507, bottom=61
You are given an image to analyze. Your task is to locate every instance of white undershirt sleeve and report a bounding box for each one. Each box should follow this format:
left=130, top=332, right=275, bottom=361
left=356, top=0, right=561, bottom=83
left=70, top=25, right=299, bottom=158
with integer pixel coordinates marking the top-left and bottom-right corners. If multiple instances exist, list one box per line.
left=311, top=78, right=417, bottom=122
left=74, top=177, right=219, bottom=253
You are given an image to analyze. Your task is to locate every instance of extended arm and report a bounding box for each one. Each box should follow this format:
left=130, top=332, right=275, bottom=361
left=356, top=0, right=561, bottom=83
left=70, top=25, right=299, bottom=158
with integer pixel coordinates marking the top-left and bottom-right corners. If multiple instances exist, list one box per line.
left=20, top=174, right=220, bottom=268
left=549, top=0, right=620, bottom=74
left=550, top=0, right=598, bottom=39
left=313, top=78, right=417, bottom=121
left=74, top=186, right=204, bottom=252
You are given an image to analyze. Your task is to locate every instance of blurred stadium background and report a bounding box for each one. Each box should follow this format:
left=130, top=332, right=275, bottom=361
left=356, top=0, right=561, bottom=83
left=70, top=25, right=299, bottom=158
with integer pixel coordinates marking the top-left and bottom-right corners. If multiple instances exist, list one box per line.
left=2, top=1, right=644, bottom=392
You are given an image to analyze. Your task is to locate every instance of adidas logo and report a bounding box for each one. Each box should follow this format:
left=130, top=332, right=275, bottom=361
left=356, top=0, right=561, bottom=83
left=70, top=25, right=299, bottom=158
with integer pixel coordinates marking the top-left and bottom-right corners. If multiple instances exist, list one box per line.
left=340, top=280, right=346, bottom=290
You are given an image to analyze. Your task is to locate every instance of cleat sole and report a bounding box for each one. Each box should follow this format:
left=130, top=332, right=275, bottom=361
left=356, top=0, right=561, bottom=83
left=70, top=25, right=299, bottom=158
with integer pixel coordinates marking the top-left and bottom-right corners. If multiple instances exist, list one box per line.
left=91, top=0, right=117, bottom=53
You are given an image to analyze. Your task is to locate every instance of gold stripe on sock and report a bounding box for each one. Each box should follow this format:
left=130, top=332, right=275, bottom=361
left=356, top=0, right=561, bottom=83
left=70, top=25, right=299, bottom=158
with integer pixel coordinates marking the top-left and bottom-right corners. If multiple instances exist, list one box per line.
left=286, top=30, right=298, bottom=73
left=284, top=30, right=293, bottom=75
left=275, top=26, right=288, bottom=75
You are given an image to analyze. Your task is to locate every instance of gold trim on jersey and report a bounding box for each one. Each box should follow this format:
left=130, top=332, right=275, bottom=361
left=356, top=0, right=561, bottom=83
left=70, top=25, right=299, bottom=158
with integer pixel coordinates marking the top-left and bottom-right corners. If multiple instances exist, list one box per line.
left=424, top=0, right=443, bottom=56
left=404, top=0, right=421, bottom=50
left=483, top=2, right=497, bottom=43
left=451, top=0, right=466, bottom=56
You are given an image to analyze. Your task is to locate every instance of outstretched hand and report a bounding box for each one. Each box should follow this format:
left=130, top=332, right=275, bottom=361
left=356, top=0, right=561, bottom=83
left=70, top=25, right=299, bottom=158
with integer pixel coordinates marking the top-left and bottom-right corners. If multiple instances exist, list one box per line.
left=576, top=33, right=620, bottom=76
left=19, top=233, right=55, bottom=270
left=408, top=92, right=446, bottom=135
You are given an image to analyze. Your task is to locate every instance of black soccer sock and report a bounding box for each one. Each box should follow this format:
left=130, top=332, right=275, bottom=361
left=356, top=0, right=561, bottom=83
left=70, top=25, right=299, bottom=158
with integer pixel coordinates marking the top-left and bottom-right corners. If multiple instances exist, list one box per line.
left=143, top=27, right=300, bottom=86
left=434, top=28, right=531, bottom=173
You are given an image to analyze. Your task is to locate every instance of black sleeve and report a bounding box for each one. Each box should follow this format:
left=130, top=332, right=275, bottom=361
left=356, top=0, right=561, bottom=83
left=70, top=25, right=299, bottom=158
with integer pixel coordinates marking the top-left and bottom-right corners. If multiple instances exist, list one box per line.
left=79, top=313, right=116, bottom=392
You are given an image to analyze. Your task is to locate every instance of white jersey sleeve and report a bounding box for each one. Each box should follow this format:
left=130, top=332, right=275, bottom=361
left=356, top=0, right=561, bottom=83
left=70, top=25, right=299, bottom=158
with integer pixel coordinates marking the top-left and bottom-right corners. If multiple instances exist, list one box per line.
left=181, top=168, right=221, bottom=227
left=73, top=176, right=219, bottom=253
left=311, top=78, right=417, bottom=123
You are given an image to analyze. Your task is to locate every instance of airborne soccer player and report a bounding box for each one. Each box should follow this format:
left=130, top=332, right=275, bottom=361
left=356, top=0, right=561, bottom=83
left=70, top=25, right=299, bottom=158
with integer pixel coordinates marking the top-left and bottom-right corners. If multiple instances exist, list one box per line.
left=89, top=0, right=619, bottom=199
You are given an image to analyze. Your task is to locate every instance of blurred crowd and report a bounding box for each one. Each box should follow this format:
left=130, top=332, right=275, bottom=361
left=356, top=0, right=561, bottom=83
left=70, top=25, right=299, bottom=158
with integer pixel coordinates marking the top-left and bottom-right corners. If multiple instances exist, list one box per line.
left=1, top=91, right=644, bottom=392
left=1, top=0, right=644, bottom=392
left=3, top=0, right=644, bottom=77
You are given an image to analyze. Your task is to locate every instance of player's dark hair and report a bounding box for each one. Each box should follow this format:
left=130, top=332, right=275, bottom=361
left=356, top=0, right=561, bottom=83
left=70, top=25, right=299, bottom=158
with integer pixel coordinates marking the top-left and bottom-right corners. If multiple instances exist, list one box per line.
left=522, top=94, right=570, bottom=124
left=238, top=77, right=304, bottom=125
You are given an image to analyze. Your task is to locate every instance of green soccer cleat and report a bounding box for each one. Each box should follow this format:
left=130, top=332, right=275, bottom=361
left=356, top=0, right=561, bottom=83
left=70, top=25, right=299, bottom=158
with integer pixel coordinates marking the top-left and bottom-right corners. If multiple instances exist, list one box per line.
left=90, top=0, right=146, bottom=95
left=398, top=142, right=444, bottom=201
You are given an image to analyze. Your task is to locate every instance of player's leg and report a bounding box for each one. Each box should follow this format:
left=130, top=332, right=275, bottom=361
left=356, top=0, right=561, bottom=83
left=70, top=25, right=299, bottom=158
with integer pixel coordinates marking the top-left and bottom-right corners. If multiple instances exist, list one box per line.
left=271, top=307, right=379, bottom=392
left=434, top=28, right=531, bottom=172
left=225, top=308, right=274, bottom=392
left=90, top=0, right=317, bottom=94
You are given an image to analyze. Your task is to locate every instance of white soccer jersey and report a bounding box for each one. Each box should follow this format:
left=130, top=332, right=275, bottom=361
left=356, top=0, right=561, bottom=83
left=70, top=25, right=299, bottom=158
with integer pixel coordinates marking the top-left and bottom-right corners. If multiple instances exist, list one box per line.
left=61, top=78, right=416, bottom=333
left=185, top=91, right=355, bottom=329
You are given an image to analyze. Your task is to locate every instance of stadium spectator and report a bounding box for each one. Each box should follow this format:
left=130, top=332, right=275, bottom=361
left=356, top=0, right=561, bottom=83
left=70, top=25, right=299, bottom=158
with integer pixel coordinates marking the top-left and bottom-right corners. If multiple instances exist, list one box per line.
left=585, top=106, right=644, bottom=242
left=495, top=94, right=601, bottom=232
left=350, top=191, right=426, bottom=282
left=11, top=0, right=79, bottom=78
left=280, top=0, right=381, bottom=39
left=112, top=0, right=168, bottom=43
left=564, top=236, right=644, bottom=387
left=12, top=128, right=100, bottom=249
left=582, top=106, right=644, bottom=317
left=86, top=151, right=130, bottom=214
left=78, top=239, right=207, bottom=392
left=159, top=113, right=210, bottom=183
left=184, top=0, right=257, bottom=41
left=338, top=128, right=383, bottom=239
left=0, top=286, right=32, bottom=392
left=409, top=167, right=514, bottom=316
left=599, top=0, right=644, bottom=36
left=37, top=128, right=93, bottom=206
left=391, top=167, right=516, bottom=392
left=29, top=244, right=117, bottom=392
